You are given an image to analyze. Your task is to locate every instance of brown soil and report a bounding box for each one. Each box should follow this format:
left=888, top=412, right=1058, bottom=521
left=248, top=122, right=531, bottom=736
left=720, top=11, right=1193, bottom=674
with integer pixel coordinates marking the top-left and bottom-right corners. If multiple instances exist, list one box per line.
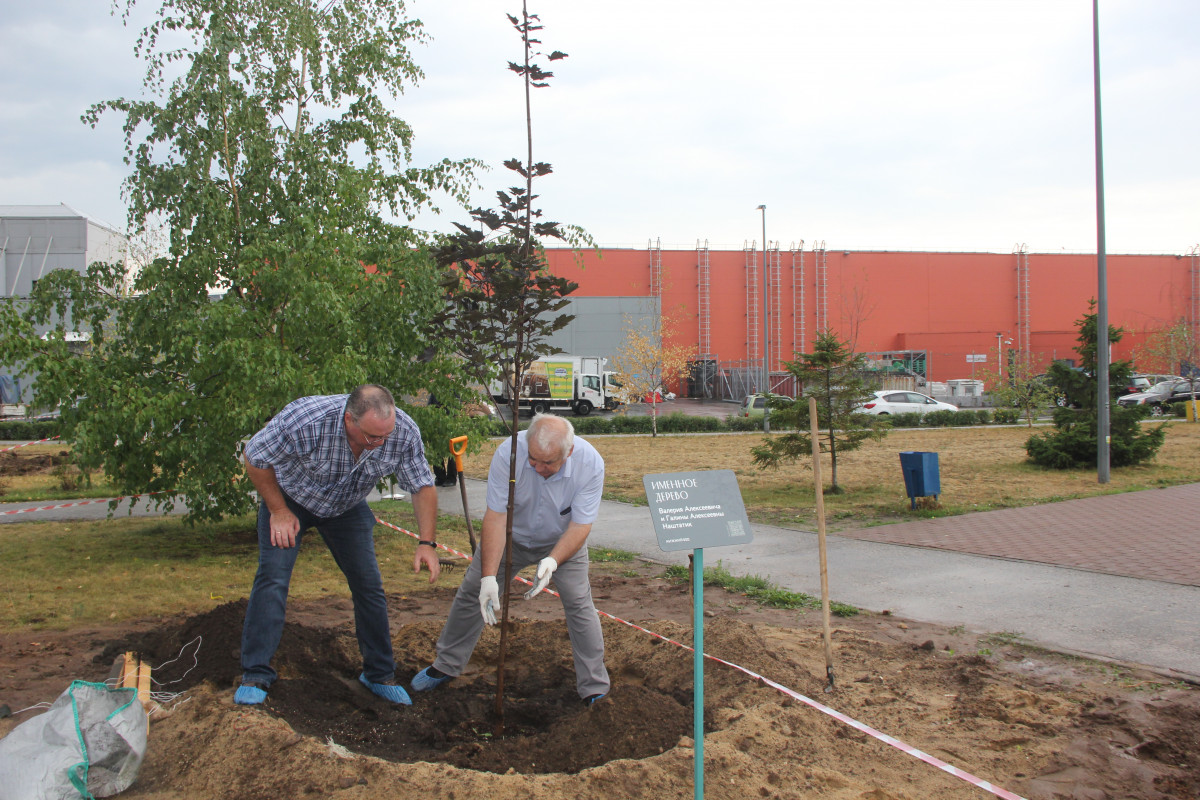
left=1, top=569, right=1198, bottom=800
left=0, top=448, right=70, bottom=477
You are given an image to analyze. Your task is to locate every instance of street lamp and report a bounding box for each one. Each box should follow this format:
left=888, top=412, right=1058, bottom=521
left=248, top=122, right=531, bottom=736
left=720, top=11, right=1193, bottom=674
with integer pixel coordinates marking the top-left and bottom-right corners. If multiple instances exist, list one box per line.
left=757, top=204, right=769, bottom=433
left=996, top=332, right=1012, bottom=384
left=996, top=332, right=1004, bottom=382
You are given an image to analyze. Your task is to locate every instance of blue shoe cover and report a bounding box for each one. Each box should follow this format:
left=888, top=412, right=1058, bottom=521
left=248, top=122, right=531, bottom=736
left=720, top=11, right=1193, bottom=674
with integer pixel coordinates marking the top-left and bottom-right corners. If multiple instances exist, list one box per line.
left=234, top=684, right=268, bottom=705
left=359, top=673, right=412, bottom=705
left=411, top=666, right=453, bottom=692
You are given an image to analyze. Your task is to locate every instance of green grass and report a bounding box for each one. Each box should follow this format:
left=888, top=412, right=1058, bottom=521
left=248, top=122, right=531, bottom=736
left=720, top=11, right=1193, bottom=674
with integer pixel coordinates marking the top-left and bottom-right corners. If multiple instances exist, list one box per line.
left=662, top=561, right=858, bottom=617
left=589, top=547, right=640, bottom=562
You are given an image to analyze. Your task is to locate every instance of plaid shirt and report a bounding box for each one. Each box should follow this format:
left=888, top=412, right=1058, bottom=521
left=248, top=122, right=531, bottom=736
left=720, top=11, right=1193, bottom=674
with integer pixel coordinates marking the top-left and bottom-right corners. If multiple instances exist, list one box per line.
left=245, top=394, right=434, bottom=517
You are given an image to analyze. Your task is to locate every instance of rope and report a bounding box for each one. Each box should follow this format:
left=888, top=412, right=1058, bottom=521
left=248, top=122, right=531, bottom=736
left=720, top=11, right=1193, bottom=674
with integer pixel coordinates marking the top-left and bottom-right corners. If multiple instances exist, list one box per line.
left=373, top=515, right=1027, bottom=800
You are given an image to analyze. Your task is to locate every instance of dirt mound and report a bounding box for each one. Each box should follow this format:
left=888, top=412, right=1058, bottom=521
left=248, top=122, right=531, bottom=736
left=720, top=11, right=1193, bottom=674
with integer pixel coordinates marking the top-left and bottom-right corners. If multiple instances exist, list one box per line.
left=0, top=448, right=70, bottom=476
left=3, top=584, right=1200, bottom=799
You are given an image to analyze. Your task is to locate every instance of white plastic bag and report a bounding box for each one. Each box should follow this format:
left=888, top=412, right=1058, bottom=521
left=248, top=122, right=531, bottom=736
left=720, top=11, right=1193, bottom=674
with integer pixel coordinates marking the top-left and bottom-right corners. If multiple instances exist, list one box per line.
left=0, top=680, right=147, bottom=800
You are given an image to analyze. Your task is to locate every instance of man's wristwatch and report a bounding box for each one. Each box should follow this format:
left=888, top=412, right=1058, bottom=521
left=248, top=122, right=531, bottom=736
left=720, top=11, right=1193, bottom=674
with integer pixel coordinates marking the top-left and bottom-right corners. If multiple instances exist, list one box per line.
left=418, top=540, right=436, bottom=547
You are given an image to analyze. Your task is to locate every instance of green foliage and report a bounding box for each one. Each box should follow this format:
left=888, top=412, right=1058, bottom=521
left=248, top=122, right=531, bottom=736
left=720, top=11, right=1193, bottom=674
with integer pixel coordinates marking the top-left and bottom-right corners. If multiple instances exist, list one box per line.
left=992, top=407, right=1021, bottom=424
left=1026, top=302, right=1166, bottom=469
left=0, top=419, right=61, bottom=441
left=588, top=547, right=639, bottom=562
left=922, top=409, right=963, bottom=427
left=724, top=414, right=763, bottom=432
left=0, top=0, right=483, bottom=522
left=662, top=562, right=858, bottom=616
left=751, top=330, right=884, bottom=492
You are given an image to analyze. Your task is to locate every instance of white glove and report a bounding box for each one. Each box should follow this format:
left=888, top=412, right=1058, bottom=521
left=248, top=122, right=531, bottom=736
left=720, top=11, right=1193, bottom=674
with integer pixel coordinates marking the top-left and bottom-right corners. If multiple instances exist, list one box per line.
left=479, top=575, right=500, bottom=625
left=523, top=556, right=558, bottom=600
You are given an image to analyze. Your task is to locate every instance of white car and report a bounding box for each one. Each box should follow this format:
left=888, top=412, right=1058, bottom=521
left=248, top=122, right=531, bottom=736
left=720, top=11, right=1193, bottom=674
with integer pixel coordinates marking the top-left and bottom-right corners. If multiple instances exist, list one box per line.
left=856, top=390, right=959, bottom=415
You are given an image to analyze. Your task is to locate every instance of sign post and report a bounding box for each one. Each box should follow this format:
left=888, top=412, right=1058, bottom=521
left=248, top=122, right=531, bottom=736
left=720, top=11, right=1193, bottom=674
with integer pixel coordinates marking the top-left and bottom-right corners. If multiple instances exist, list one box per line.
left=643, top=469, right=754, bottom=800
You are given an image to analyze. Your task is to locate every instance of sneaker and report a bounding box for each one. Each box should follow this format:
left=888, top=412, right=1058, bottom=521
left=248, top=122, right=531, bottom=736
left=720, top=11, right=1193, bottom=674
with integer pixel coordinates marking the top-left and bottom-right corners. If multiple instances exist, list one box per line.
left=359, top=673, right=412, bottom=705
left=584, top=693, right=607, bottom=705
left=234, top=682, right=268, bottom=705
left=410, top=666, right=453, bottom=692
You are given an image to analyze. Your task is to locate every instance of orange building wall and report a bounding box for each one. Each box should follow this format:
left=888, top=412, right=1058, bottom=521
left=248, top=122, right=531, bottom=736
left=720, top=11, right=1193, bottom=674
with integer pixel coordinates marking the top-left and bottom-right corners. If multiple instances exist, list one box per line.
left=544, top=247, right=1195, bottom=386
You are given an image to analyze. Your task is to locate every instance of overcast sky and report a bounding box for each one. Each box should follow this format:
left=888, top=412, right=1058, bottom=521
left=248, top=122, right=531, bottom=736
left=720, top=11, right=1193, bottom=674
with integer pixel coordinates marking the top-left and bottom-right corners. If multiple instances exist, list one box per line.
left=3, top=1, right=1196, bottom=254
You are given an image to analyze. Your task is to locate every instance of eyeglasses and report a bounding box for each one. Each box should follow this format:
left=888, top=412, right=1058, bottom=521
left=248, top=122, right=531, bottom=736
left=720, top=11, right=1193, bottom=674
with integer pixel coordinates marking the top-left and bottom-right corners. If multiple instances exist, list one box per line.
left=351, top=415, right=394, bottom=446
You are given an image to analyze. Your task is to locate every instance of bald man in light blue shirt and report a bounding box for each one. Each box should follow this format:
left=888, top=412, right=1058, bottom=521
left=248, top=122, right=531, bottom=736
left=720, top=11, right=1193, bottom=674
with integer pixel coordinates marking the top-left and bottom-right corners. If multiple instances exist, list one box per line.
left=412, top=413, right=610, bottom=703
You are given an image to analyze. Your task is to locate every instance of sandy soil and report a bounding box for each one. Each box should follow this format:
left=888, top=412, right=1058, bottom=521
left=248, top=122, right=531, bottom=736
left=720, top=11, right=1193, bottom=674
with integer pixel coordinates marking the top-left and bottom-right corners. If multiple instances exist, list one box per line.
left=1, top=564, right=1198, bottom=800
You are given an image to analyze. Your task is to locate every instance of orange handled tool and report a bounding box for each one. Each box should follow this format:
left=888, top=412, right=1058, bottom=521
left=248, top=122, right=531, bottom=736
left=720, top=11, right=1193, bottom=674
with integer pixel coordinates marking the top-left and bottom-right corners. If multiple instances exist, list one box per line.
left=449, top=436, right=476, bottom=553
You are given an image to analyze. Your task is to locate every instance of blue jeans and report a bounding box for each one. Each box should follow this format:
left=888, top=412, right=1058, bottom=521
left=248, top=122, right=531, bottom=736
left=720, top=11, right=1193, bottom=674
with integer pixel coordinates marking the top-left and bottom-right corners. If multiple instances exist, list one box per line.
left=240, top=494, right=394, bottom=687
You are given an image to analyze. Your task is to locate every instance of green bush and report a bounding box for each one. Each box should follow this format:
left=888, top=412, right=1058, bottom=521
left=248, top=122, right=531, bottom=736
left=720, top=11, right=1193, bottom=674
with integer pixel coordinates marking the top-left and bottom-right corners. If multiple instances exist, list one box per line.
left=724, top=414, right=761, bottom=432
left=881, top=412, right=923, bottom=428
left=480, top=400, right=1039, bottom=441
left=927, top=409, right=974, bottom=427
left=609, top=413, right=647, bottom=433
left=655, top=413, right=723, bottom=433
left=0, top=418, right=61, bottom=441
left=571, top=416, right=613, bottom=436
left=992, top=407, right=1020, bottom=424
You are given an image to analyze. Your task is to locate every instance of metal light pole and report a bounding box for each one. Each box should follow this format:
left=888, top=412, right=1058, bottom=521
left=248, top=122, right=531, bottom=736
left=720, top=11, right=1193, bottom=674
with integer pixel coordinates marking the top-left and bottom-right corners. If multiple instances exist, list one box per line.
left=996, top=332, right=1003, bottom=383
left=1093, top=0, right=1110, bottom=483
left=757, top=204, right=769, bottom=433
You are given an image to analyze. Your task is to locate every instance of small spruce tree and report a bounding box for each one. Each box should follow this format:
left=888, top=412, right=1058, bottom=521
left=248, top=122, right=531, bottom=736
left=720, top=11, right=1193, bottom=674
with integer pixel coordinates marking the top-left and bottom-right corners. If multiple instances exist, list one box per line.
left=1026, top=301, right=1166, bottom=468
left=752, top=330, right=883, bottom=494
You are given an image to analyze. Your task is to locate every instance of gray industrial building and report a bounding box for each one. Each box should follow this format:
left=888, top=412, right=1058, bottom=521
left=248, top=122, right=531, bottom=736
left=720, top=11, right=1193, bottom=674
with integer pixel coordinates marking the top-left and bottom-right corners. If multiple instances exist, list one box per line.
left=1, top=204, right=129, bottom=405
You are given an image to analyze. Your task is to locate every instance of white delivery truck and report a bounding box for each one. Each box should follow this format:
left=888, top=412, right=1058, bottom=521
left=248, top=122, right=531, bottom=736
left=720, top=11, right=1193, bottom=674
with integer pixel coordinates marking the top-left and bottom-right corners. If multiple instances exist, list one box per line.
left=491, top=355, right=621, bottom=416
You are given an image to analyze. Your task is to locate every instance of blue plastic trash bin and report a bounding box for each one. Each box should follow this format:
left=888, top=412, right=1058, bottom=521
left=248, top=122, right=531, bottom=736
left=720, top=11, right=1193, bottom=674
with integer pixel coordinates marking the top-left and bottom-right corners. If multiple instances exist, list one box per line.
left=899, top=451, right=940, bottom=509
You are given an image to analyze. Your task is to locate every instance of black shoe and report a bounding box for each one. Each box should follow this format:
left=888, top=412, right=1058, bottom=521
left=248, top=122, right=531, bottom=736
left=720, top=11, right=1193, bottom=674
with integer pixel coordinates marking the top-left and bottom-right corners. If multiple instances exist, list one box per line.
left=584, top=693, right=607, bottom=705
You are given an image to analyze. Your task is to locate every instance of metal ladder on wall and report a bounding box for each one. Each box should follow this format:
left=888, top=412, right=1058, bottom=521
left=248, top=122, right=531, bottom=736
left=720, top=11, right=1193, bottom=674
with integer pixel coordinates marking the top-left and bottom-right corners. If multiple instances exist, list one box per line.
left=1014, top=243, right=1031, bottom=361
left=696, top=239, right=711, bottom=357
left=744, top=241, right=760, bottom=368
left=768, top=241, right=782, bottom=371
left=791, top=242, right=806, bottom=355
left=813, top=241, right=828, bottom=333
left=648, top=237, right=662, bottom=299
left=1191, top=244, right=1200, bottom=367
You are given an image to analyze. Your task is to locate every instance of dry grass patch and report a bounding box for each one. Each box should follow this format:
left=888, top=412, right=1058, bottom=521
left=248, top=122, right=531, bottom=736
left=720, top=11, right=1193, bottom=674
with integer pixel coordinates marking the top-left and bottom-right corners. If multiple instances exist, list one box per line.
left=0, top=506, right=481, bottom=631
left=462, top=421, right=1200, bottom=530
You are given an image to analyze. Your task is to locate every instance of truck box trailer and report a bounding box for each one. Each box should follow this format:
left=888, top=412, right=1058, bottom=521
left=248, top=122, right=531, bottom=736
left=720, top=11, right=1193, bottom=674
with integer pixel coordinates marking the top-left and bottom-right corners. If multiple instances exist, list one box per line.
left=491, top=356, right=620, bottom=416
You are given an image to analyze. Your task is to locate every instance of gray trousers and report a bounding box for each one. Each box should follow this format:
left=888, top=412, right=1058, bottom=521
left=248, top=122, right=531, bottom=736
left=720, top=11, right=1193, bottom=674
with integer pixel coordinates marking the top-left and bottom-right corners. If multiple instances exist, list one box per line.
left=432, top=540, right=610, bottom=699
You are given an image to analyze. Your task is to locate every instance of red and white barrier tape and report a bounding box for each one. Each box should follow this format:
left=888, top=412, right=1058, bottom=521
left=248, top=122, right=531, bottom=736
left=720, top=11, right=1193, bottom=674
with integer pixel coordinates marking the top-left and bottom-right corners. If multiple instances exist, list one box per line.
left=1, top=435, right=61, bottom=453
left=373, top=516, right=1027, bottom=800
left=1, top=493, right=158, bottom=517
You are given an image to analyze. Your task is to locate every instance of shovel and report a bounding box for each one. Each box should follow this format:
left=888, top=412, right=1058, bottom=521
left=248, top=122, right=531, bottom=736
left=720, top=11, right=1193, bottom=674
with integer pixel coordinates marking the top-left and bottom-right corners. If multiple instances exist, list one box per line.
left=449, top=436, right=477, bottom=554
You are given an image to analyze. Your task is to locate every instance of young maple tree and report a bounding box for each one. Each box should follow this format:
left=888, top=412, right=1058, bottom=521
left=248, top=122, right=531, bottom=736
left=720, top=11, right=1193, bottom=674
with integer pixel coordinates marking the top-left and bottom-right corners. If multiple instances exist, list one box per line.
left=430, top=1, right=588, bottom=721
left=610, top=308, right=692, bottom=437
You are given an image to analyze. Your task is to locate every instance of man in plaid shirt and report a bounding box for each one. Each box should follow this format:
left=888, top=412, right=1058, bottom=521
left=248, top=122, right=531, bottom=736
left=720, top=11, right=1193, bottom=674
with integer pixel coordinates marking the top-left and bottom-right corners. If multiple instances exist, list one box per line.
left=235, top=384, right=440, bottom=706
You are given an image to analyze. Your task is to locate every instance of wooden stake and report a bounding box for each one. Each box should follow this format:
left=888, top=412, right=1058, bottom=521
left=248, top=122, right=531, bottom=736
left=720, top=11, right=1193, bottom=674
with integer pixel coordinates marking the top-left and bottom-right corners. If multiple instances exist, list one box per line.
left=808, top=396, right=836, bottom=691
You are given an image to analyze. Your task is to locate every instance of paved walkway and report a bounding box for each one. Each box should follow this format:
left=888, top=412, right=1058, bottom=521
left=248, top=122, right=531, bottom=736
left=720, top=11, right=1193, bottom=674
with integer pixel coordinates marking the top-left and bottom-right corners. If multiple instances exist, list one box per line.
left=834, top=482, right=1200, bottom=587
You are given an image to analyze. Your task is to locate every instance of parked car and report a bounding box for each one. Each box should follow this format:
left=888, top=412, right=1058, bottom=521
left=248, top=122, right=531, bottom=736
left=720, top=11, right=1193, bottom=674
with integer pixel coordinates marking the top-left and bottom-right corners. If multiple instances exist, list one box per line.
left=1121, top=374, right=1182, bottom=396
left=855, top=390, right=959, bottom=415
left=1117, top=378, right=1200, bottom=415
left=738, top=393, right=793, bottom=418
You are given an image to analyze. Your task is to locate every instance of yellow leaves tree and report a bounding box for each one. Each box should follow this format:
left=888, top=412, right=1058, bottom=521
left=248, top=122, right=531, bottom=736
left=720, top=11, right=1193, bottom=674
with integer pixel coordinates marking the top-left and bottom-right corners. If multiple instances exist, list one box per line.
left=611, top=309, right=692, bottom=437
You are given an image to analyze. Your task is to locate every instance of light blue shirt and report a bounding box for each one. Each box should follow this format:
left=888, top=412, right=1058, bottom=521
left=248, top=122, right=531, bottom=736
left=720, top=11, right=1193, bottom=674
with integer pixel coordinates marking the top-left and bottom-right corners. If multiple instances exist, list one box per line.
left=485, top=430, right=604, bottom=549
